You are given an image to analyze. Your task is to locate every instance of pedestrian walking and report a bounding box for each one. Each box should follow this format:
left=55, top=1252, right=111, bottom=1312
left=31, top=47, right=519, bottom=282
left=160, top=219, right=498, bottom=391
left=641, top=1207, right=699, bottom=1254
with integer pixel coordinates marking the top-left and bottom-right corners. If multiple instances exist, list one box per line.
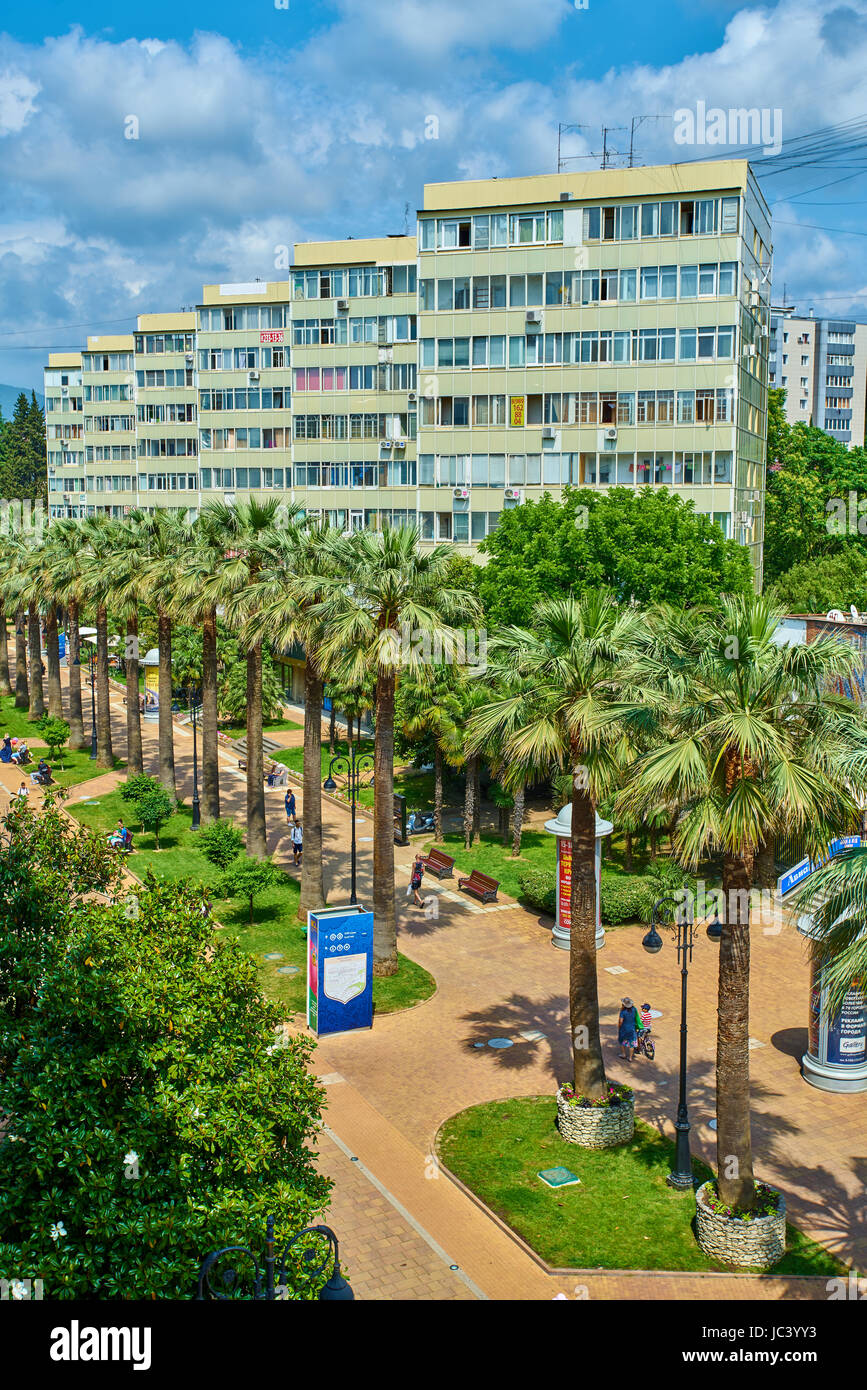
left=284, top=788, right=296, bottom=826
left=291, top=820, right=303, bottom=865
left=16, top=781, right=28, bottom=801
left=617, top=996, right=638, bottom=1061
left=409, top=853, right=425, bottom=907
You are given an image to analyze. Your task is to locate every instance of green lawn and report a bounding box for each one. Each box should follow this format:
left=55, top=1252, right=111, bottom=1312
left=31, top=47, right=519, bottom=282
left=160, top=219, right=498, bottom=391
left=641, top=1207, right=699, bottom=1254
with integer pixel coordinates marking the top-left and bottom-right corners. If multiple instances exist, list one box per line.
left=68, top=789, right=434, bottom=1018
left=273, top=739, right=458, bottom=814
left=438, top=1099, right=846, bottom=1276
left=422, top=829, right=553, bottom=902
left=220, top=715, right=302, bottom=739
left=0, top=696, right=125, bottom=787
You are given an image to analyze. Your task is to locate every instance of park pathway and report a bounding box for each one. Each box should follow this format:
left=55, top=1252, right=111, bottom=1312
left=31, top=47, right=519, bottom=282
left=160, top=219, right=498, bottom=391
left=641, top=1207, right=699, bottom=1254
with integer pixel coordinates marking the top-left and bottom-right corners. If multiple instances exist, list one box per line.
left=8, top=669, right=864, bottom=1299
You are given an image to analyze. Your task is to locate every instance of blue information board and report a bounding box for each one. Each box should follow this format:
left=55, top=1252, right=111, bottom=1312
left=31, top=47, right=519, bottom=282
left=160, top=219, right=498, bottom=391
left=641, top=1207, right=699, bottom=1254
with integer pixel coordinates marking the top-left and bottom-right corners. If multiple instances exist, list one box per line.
left=778, top=836, right=862, bottom=897
left=306, top=904, right=374, bottom=1037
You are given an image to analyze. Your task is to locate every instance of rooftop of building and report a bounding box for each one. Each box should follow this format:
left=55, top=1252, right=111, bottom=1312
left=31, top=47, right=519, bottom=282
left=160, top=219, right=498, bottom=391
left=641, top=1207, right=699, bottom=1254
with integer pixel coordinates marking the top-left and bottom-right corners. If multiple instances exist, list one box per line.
left=137, top=311, right=197, bottom=331
left=293, top=234, right=417, bottom=267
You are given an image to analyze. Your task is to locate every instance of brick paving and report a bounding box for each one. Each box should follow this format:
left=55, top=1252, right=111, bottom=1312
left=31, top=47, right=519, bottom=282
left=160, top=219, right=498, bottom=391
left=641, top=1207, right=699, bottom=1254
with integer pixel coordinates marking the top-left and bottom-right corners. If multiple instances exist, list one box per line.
left=7, top=667, right=865, bottom=1299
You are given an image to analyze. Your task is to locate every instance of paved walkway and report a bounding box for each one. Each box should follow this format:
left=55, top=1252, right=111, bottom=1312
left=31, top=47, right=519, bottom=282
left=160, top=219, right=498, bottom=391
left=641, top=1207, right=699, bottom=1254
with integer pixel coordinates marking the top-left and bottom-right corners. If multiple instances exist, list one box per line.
left=7, top=668, right=864, bottom=1299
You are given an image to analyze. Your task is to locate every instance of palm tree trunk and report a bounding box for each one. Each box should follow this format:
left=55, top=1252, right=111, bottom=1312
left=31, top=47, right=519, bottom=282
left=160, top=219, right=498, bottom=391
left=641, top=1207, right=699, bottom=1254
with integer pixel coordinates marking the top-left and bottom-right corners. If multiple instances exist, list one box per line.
left=373, top=662, right=398, bottom=976
left=14, top=611, right=28, bottom=708
left=717, top=850, right=755, bottom=1209
left=26, top=603, right=45, bottom=721
left=44, top=605, right=63, bottom=717
left=125, top=613, right=143, bottom=777
left=434, top=745, right=443, bottom=841
left=201, top=608, right=220, bottom=824
left=463, top=756, right=476, bottom=852
left=95, top=604, right=113, bottom=768
left=157, top=609, right=175, bottom=794
left=245, top=640, right=267, bottom=858
left=473, top=762, right=481, bottom=842
left=298, top=656, right=326, bottom=922
left=66, top=598, right=85, bottom=749
left=0, top=602, right=11, bottom=697
left=570, top=777, right=607, bottom=1099
left=347, top=710, right=354, bottom=750
left=754, top=836, right=776, bottom=890
left=511, top=783, right=525, bottom=857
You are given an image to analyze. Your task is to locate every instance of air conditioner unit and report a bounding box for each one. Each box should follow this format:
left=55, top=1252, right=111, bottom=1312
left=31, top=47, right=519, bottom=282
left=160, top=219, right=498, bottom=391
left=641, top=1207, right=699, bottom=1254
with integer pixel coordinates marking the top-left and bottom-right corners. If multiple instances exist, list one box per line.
left=453, top=487, right=470, bottom=500
left=526, top=309, right=543, bottom=326
left=381, top=440, right=393, bottom=449
left=336, top=299, right=349, bottom=313
left=744, top=345, right=757, bottom=358
left=61, top=385, right=69, bottom=397
left=542, top=425, right=557, bottom=440
left=504, top=487, right=523, bottom=502
left=750, top=278, right=759, bottom=292
left=79, top=494, right=87, bottom=504
left=407, top=391, right=418, bottom=403
left=604, top=427, right=618, bottom=441
left=248, top=369, right=260, bottom=381
left=185, top=352, right=194, bottom=363
left=393, top=437, right=406, bottom=449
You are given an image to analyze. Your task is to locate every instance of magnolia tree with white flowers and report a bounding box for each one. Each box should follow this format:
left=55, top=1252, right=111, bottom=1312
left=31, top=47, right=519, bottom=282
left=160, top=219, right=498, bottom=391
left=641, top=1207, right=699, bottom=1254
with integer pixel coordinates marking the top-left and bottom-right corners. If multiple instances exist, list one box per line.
left=0, top=796, right=331, bottom=1299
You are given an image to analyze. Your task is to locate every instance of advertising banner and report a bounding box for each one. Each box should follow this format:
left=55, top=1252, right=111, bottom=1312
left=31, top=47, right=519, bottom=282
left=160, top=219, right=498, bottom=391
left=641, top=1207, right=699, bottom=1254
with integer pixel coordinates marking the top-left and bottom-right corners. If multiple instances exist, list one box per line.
left=557, top=837, right=572, bottom=932
left=778, top=836, right=863, bottom=897
left=826, top=984, right=867, bottom=1066
left=143, top=666, right=159, bottom=720
left=306, top=904, right=373, bottom=1037
left=509, top=396, right=525, bottom=428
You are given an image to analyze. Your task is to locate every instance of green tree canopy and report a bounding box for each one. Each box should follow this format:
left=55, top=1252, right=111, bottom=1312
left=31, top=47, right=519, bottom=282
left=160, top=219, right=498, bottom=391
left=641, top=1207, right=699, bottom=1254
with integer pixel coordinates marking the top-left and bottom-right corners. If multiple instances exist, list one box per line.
left=478, top=488, right=753, bottom=626
left=0, top=798, right=330, bottom=1299
left=772, top=548, right=867, bottom=615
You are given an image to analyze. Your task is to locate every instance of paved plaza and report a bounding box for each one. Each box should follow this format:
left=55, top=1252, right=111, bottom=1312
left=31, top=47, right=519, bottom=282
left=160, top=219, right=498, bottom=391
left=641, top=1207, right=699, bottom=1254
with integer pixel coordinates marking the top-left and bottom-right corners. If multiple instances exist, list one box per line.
left=4, top=671, right=863, bottom=1300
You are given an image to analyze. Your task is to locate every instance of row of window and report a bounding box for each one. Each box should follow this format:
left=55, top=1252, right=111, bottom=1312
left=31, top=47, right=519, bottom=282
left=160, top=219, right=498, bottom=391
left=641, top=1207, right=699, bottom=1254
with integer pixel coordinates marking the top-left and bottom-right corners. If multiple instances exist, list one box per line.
left=292, top=364, right=417, bottom=392
left=137, top=473, right=199, bottom=490
left=82, top=353, right=134, bottom=372
left=136, top=369, right=195, bottom=388
left=199, top=467, right=286, bottom=489
left=291, top=265, right=417, bottom=301
left=418, top=198, right=740, bottom=252
left=418, top=387, right=735, bottom=427
left=293, top=413, right=416, bottom=441
left=418, top=450, right=734, bottom=487
left=47, top=424, right=84, bottom=439
left=134, top=334, right=194, bottom=354
left=84, top=385, right=133, bottom=402
left=294, top=460, right=417, bottom=488
left=199, top=388, right=289, bottom=411
left=421, top=263, right=738, bottom=311
left=137, top=404, right=197, bottom=423
left=45, top=398, right=83, bottom=413
left=137, top=439, right=199, bottom=457
left=420, top=325, right=735, bottom=369
left=200, top=428, right=290, bottom=451
left=84, top=415, right=135, bottom=433
left=292, top=315, right=417, bottom=345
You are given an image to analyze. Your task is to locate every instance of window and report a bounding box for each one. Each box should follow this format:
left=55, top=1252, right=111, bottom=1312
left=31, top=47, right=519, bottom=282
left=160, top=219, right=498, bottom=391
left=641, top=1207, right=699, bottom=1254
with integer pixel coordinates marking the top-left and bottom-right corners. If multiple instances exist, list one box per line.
left=680, top=265, right=697, bottom=297
left=720, top=197, right=739, bottom=233
left=641, top=203, right=658, bottom=238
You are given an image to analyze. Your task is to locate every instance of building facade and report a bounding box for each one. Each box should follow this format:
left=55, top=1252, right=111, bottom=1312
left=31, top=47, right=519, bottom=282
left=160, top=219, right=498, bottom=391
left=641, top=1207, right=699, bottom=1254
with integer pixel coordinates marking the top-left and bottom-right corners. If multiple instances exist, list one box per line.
left=44, top=160, right=771, bottom=581
left=768, top=308, right=867, bottom=447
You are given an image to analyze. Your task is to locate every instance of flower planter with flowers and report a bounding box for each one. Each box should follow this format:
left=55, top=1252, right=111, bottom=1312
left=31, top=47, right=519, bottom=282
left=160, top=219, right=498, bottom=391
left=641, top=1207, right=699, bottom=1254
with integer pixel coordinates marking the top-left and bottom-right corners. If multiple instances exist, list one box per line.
left=694, top=1180, right=786, bottom=1269
left=555, top=1081, right=635, bottom=1148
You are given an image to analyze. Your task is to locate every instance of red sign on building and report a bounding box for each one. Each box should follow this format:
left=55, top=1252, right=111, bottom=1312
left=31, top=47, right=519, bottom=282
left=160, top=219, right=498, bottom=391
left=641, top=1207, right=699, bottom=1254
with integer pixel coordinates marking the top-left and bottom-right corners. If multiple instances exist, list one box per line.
left=260, top=330, right=284, bottom=345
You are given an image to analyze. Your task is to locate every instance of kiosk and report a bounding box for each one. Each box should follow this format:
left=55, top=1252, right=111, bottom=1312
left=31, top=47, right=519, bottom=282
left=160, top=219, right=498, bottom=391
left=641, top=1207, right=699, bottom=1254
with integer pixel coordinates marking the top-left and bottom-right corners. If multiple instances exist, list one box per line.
left=543, top=804, right=613, bottom=951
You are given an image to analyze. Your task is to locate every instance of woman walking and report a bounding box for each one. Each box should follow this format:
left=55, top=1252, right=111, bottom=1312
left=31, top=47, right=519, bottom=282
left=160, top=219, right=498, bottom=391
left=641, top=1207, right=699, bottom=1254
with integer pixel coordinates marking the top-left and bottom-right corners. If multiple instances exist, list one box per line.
left=617, top=997, right=638, bottom=1061
left=409, top=853, right=425, bottom=907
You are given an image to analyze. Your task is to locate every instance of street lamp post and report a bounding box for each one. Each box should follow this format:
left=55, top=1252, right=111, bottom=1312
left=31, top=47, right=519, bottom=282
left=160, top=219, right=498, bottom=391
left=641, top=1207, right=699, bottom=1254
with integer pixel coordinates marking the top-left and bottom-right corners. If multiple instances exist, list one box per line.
left=188, top=682, right=201, bottom=831
left=323, top=745, right=374, bottom=906
left=642, top=892, right=697, bottom=1189
left=197, top=1213, right=353, bottom=1301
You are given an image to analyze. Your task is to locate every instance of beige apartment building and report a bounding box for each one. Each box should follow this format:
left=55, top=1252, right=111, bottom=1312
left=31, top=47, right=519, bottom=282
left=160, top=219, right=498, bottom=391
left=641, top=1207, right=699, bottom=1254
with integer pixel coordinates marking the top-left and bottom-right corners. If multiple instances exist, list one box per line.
left=44, top=160, right=771, bottom=581
left=769, top=308, right=867, bottom=447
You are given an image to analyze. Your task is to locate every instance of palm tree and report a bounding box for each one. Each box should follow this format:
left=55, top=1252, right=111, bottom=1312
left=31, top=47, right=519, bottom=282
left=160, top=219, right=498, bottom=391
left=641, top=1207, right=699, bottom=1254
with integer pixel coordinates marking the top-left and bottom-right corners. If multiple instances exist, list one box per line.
left=396, top=665, right=463, bottom=842
left=202, top=498, right=294, bottom=858
left=137, top=509, right=195, bottom=796
left=79, top=514, right=117, bottom=768
left=24, top=538, right=64, bottom=719
left=105, top=511, right=151, bottom=778
left=43, top=518, right=89, bottom=750
left=470, top=590, right=646, bottom=1099
left=315, top=525, right=479, bottom=976
left=241, top=516, right=340, bottom=914
left=622, top=592, right=864, bottom=1209
left=798, top=847, right=867, bottom=1017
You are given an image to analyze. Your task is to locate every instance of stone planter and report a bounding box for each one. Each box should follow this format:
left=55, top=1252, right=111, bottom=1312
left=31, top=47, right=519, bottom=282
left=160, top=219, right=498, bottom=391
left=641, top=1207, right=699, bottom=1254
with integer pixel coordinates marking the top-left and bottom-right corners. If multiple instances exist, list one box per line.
left=694, top=1180, right=786, bottom=1270
left=555, top=1086, right=635, bottom=1148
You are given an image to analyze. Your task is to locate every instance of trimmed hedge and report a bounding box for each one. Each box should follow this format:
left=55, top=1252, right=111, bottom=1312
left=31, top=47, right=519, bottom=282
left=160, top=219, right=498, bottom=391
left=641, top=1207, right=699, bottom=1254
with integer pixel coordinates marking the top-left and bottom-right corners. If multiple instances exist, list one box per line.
left=518, top=861, right=695, bottom=926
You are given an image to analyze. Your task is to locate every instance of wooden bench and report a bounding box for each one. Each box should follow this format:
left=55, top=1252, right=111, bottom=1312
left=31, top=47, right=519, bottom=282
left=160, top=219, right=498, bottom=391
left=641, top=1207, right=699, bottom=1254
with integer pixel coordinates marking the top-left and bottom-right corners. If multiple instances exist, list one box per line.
left=457, top=869, right=499, bottom=903
left=422, top=849, right=455, bottom=880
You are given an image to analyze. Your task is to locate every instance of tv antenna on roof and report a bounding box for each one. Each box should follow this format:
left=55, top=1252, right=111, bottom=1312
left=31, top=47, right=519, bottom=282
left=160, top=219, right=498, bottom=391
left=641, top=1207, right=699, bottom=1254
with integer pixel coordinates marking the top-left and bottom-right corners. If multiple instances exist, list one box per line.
left=558, top=116, right=667, bottom=171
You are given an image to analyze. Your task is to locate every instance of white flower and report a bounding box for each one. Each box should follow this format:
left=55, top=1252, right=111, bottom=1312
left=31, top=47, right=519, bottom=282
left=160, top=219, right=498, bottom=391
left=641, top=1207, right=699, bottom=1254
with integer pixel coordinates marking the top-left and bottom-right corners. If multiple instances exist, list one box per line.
left=11, top=1280, right=29, bottom=1300
left=123, top=1151, right=138, bottom=1167
left=49, top=1221, right=66, bottom=1242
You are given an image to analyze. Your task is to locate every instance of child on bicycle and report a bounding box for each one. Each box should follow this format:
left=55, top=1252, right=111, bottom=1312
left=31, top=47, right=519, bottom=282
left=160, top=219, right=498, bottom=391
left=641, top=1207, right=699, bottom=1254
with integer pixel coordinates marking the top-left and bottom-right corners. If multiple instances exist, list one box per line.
left=639, top=1003, right=652, bottom=1033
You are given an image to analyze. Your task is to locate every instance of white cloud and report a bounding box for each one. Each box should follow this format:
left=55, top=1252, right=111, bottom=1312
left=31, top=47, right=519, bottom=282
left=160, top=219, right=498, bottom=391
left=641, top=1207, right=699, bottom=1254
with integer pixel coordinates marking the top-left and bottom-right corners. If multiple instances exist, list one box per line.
left=0, top=69, right=39, bottom=135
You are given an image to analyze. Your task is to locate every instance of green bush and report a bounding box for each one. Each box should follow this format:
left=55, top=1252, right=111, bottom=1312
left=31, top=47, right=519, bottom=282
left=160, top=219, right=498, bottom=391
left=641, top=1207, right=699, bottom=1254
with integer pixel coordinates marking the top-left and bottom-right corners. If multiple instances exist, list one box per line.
left=197, top=819, right=245, bottom=870
left=600, top=870, right=654, bottom=924
left=517, top=865, right=556, bottom=915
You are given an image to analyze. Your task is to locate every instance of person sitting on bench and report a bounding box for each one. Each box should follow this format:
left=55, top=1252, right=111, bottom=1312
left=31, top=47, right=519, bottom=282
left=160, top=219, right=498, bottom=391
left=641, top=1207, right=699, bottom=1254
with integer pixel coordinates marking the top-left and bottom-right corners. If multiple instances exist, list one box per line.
left=11, top=741, right=30, bottom=766
left=30, top=759, right=52, bottom=786
left=108, top=819, right=127, bottom=848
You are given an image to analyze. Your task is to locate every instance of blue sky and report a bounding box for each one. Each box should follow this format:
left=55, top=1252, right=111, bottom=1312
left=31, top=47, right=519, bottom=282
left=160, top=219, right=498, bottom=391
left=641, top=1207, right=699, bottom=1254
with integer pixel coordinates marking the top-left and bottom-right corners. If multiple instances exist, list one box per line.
left=2, top=0, right=867, bottom=389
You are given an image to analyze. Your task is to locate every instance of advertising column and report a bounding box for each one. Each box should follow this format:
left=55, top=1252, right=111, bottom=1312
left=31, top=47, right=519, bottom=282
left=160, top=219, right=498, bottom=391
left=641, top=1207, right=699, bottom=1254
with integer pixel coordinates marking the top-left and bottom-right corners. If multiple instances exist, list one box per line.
left=798, top=916, right=867, bottom=1093
left=543, top=805, right=613, bottom=952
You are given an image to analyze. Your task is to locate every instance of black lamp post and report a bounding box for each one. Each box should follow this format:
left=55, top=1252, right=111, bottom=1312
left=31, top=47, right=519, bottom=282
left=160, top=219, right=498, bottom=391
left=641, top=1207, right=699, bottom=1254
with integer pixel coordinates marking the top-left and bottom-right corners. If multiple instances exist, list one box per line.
left=197, top=1214, right=353, bottom=1301
left=642, top=892, right=697, bottom=1190
left=323, top=745, right=374, bottom=906
left=188, top=682, right=201, bottom=831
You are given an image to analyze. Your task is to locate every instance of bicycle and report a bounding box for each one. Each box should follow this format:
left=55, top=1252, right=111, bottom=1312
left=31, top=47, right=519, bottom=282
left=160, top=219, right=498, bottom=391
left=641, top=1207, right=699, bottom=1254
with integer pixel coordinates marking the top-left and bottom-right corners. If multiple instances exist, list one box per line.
left=636, top=1028, right=655, bottom=1061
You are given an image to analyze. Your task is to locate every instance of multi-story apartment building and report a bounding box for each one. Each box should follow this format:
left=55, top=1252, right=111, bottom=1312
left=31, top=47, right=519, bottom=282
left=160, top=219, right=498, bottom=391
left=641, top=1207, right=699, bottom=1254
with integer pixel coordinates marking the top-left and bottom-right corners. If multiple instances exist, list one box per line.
left=45, top=352, right=85, bottom=514
left=769, top=308, right=867, bottom=446
left=44, top=160, right=771, bottom=581
left=79, top=334, right=137, bottom=518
